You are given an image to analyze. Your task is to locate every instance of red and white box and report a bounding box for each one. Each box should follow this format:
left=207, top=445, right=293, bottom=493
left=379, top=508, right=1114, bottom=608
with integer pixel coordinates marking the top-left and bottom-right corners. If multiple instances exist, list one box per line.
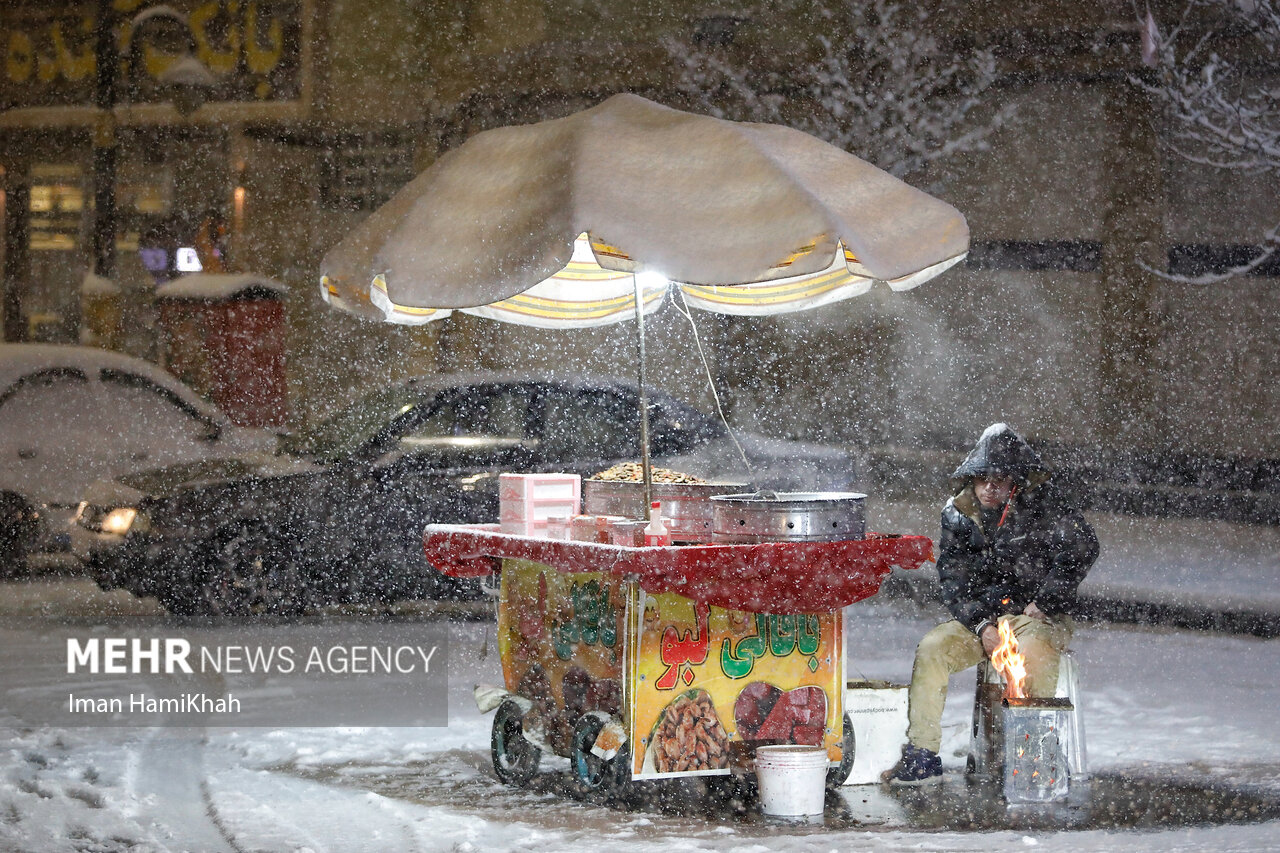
left=499, top=474, right=581, bottom=536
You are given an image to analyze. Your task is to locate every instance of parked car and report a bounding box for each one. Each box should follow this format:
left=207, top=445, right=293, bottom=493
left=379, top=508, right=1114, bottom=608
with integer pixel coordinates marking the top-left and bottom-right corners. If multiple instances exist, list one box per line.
left=0, top=343, right=279, bottom=577
left=75, top=371, right=856, bottom=621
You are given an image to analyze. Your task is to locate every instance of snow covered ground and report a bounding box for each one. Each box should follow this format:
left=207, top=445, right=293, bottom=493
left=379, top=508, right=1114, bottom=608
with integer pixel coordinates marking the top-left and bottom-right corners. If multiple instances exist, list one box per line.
left=2, top=506, right=1279, bottom=852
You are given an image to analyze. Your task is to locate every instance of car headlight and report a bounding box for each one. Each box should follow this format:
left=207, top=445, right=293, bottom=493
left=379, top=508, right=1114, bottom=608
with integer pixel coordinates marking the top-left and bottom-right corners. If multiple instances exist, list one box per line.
left=75, top=502, right=147, bottom=535
left=101, top=508, right=138, bottom=535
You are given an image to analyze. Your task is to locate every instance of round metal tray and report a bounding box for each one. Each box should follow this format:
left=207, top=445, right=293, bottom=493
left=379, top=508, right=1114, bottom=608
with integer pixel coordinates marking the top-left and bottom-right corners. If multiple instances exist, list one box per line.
left=711, top=491, right=867, bottom=543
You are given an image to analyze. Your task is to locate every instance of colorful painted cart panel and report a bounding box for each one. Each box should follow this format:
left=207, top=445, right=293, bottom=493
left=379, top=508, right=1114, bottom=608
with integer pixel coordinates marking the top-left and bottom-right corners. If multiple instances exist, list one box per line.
left=424, top=524, right=933, bottom=787
left=631, top=592, right=842, bottom=778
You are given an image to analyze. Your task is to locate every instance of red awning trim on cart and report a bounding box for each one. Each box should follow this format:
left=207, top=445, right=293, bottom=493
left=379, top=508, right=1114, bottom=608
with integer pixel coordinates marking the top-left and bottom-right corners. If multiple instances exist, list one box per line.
left=422, top=524, right=933, bottom=613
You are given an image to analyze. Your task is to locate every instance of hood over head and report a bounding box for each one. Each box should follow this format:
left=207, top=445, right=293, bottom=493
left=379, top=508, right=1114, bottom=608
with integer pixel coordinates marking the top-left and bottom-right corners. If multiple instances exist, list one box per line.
left=950, top=423, right=1048, bottom=490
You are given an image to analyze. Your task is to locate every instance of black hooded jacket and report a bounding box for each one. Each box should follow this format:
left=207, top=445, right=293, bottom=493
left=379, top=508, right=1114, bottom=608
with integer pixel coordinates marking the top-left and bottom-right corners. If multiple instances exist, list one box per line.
left=937, top=424, right=1100, bottom=633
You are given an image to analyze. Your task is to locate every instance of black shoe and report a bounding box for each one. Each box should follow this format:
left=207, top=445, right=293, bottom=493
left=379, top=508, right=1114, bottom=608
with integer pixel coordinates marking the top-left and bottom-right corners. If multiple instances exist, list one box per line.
left=881, top=744, right=943, bottom=786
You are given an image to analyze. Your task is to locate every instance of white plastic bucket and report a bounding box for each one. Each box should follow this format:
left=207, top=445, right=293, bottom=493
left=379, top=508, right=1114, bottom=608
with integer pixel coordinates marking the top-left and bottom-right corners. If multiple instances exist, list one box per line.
left=755, top=745, right=828, bottom=818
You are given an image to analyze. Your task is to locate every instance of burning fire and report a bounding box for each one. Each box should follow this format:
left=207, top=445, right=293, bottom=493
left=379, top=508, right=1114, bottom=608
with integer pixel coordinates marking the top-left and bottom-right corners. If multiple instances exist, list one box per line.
left=990, top=620, right=1027, bottom=699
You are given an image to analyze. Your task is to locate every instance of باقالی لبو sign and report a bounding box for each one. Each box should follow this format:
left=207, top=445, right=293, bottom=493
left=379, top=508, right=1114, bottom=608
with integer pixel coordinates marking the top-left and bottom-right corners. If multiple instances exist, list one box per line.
left=629, top=591, right=842, bottom=778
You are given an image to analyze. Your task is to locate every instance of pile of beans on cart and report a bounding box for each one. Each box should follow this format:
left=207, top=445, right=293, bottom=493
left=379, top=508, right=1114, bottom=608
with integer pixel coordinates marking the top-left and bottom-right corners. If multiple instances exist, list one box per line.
left=591, top=463, right=707, bottom=484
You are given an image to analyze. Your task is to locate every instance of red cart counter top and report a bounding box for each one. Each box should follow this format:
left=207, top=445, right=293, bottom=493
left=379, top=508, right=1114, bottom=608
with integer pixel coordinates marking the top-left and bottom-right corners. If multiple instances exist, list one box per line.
left=423, top=524, right=933, bottom=613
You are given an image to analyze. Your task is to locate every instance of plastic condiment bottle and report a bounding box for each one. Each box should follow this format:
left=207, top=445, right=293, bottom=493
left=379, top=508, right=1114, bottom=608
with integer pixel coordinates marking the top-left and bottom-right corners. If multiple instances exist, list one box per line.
left=644, top=500, right=671, bottom=547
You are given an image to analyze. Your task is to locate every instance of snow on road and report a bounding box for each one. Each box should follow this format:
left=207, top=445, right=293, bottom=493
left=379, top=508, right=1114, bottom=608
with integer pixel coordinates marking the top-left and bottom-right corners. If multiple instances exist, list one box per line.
left=2, top=579, right=1279, bottom=853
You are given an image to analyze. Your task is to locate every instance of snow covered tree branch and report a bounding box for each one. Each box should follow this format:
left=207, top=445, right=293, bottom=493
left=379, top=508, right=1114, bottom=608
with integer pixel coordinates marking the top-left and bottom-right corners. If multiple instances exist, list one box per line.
left=1136, top=0, right=1280, bottom=282
left=666, top=0, right=1009, bottom=179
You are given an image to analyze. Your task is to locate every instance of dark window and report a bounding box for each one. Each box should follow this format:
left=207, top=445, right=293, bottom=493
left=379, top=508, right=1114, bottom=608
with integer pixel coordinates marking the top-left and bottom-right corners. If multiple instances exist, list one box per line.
left=647, top=399, right=719, bottom=455
left=284, top=387, right=431, bottom=460
left=320, top=140, right=416, bottom=211
left=540, top=387, right=639, bottom=461
left=404, top=387, right=535, bottom=442
left=1167, top=244, right=1280, bottom=278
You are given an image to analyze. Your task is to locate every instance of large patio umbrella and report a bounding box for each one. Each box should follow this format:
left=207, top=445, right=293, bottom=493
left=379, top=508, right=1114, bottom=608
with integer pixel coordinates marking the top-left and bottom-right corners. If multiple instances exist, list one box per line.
left=319, top=93, right=968, bottom=506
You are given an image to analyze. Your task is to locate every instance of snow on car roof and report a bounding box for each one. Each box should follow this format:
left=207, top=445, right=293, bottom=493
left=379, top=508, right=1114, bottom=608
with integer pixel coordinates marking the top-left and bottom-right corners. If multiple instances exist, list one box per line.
left=155, top=273, right=289, bottom=301
left=0, top=343, right=224, bottom=422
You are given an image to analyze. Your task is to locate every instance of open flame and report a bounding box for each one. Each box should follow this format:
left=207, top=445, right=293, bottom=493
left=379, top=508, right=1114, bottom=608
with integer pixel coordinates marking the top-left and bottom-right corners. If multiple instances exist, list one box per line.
left=990, top=619, right=1027, bottom=699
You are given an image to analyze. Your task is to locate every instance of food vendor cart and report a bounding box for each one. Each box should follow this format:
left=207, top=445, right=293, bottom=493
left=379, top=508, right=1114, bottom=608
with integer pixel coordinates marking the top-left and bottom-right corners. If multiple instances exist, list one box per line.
left=422, top=521, right=932, bottom=794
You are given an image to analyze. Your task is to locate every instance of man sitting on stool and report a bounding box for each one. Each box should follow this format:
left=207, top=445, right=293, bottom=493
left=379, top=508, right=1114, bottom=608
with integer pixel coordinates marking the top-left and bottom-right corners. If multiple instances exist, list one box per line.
left=883, top=423, right=1099, bottom=786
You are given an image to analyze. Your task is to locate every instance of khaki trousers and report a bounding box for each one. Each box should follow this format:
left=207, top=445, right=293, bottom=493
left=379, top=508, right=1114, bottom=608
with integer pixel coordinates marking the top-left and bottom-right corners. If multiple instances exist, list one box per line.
left=905, top=614, right=1073, bottom=754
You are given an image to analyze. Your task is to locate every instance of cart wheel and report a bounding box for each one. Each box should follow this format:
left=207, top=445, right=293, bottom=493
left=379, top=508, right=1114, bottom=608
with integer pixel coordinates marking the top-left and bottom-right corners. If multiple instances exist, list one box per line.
left=570, top=713, right=630, bottom=798
left=491, top=700, right=540, bottom=787
left=826, top=712, right=856, bottom=788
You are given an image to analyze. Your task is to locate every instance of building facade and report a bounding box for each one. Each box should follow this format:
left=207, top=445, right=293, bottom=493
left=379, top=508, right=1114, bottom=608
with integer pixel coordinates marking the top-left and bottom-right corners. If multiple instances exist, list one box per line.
left=1, top=0, right=1276, bottom=461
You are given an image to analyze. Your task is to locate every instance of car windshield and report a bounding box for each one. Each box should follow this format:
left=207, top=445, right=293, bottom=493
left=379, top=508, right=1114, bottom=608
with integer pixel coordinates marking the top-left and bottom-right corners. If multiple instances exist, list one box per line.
left=655, top=395, right=725, bottom=441
left=281, top=385, right=431, bottom=460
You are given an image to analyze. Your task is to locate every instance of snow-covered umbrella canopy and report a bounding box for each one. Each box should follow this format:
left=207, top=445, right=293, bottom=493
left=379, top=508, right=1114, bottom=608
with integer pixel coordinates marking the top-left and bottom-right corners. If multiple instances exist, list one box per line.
left=319, top=93, right=969, bottom=327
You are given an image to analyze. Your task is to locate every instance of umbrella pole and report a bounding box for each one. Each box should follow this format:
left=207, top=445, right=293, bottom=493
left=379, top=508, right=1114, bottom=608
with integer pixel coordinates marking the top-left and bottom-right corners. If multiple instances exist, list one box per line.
left=634, top=276, right=653, bottom=519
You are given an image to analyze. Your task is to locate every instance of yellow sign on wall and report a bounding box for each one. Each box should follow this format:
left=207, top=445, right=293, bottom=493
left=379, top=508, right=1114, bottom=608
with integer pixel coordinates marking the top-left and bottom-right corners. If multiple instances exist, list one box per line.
left=0, top=1, right=303, bottom=110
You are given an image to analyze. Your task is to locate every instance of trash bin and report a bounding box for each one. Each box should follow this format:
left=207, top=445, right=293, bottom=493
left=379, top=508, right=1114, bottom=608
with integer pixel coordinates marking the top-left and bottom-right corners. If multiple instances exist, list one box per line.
left=156, top=273, right=288, bottom=428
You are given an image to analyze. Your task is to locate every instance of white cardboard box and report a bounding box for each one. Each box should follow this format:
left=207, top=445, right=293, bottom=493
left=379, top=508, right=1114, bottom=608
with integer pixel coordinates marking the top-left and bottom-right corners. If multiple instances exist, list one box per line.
left=843, top=680, right=909, bottom=785
left=497, top=474, right=582, bottom=537
left=498, top=473, right=581, bottom=502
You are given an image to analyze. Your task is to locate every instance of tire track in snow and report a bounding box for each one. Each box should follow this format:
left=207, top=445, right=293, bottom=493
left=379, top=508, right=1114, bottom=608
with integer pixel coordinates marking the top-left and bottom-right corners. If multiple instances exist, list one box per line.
left=200, top=758, right=435, bottom=853
left=200, top=775, right=254, bottom=853
left=123, top=726, right=243, bottom=853
left=356, top=789, right=433, bottom=853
